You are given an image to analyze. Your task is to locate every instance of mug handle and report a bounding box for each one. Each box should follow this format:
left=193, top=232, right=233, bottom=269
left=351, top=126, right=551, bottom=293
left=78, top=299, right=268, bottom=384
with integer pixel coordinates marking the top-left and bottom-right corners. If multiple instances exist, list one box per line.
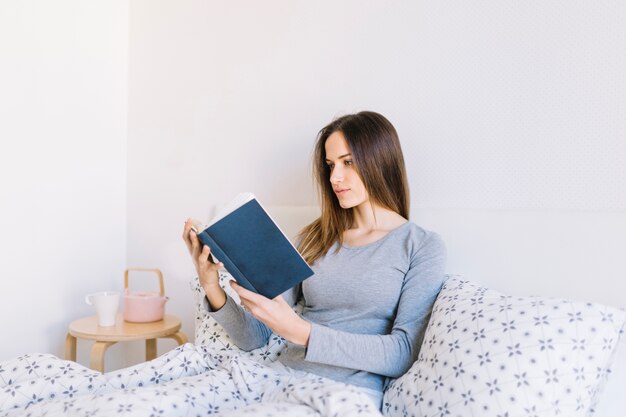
left=85, top=295, right=92, bottom=305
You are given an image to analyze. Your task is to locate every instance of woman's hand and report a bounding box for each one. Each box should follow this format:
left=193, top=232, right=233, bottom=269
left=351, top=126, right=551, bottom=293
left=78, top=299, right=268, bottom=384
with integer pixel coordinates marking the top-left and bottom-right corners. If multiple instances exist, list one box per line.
left=229, top=281, right=311, bottom=346
left=183, top=219, right=227, bottom=309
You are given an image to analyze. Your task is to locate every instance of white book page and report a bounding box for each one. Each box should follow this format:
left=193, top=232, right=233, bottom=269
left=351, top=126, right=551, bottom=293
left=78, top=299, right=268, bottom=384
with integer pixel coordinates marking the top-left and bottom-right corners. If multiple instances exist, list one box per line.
left=189, top=192, right=255, bottom=234
left=208, top=192, right=255, bottom=226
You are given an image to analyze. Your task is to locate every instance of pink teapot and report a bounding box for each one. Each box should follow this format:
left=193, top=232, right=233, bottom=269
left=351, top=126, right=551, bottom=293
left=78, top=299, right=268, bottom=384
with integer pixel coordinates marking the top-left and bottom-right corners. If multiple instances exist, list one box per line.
left=123, top=268, right=169, bottom=323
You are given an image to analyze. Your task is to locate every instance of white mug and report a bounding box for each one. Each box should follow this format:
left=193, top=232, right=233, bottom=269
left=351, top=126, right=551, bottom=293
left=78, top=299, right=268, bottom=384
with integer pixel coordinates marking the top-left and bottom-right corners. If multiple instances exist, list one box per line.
left=85, top=291, right=120, bottom=327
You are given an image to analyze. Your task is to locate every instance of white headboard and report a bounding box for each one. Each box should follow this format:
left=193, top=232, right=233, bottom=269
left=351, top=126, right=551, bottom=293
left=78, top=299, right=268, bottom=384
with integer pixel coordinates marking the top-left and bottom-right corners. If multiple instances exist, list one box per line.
left=264, top=205, right=320, bottom=244
left=414, top=208, right=625, bottom=309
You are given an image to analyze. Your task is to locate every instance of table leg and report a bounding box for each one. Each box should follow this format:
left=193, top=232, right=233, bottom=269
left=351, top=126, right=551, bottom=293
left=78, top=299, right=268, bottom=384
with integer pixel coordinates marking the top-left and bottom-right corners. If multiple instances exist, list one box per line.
left=167, top=331, right=189, bottom=346
left=65, top=333, right=77, bottom=361
left=90, top=341, right=116, bottom=373
left=146, top=338, right=157, bottom=361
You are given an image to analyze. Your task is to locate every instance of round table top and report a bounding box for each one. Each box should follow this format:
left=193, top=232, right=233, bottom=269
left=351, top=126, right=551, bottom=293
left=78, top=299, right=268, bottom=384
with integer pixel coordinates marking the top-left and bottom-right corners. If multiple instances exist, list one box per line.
left=68, top=314, right=182, bottom=342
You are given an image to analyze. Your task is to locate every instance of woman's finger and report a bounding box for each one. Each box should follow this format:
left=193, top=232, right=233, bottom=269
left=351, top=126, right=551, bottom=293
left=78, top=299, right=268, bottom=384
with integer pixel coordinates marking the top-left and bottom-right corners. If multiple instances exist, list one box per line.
left=182, top=219, right=194, bottom=250
left=197, top=245, right=211, bottom=266
left=182, top=218, right=191, bottom=239
left=274, top=295, right=288, bottom=305
left=230, top=281, right=268, bottom=305
left=190, top=231, right=201, bottom=254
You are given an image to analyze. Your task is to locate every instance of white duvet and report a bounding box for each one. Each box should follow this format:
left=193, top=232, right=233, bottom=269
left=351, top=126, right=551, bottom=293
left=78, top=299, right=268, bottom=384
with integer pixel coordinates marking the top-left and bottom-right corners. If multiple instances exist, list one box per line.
left=0, top=343, right=382, bottom=417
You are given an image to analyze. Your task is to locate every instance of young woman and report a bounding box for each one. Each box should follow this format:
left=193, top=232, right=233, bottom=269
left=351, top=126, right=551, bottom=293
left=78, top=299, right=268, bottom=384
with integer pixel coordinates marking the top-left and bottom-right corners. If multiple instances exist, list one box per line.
left=183, top=111, right=447, bottom=409
left=0, top=111, right=444, bottom=417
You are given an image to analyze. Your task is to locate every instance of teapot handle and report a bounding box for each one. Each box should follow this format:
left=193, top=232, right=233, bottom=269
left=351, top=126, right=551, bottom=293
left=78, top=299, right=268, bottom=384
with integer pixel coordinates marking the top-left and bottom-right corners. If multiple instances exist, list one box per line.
left=124, top=268, right=165, bottom=296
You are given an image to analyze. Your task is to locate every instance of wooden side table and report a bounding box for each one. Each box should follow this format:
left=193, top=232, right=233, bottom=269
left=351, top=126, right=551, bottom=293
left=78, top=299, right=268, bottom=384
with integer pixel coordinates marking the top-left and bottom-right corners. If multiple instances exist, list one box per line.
left=65, top=314, right=188, bottom=372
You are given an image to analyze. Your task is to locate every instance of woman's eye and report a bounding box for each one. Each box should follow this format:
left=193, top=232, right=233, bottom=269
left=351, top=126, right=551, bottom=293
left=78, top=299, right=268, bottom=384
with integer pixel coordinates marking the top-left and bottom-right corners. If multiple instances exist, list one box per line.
left=327, top=164, right=334, bottom=169
left=344, top=160, right=353, bottom=166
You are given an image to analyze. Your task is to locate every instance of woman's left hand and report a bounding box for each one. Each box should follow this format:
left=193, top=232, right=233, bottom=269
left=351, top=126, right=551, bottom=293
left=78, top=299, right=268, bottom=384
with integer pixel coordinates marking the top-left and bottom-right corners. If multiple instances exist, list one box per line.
left=229, top=281, right=311, bottom=346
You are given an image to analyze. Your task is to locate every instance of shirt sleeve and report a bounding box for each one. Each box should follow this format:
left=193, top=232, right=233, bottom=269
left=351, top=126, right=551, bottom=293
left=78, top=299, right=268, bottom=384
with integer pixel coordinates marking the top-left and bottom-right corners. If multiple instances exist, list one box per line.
left=202, top=282, right=301, bottom=351
left=303, top=233, right=447, bottom=378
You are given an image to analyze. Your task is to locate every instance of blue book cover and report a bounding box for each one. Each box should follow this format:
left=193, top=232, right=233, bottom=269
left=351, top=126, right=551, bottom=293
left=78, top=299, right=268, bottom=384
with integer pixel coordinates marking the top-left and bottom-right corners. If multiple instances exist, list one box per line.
left=193, top=195, right=314, bottom=299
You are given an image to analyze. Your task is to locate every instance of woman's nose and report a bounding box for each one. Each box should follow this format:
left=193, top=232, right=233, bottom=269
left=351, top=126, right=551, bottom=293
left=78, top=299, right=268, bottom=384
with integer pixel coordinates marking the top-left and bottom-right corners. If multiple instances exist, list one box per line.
left=330, top=166, right=343, bottom=182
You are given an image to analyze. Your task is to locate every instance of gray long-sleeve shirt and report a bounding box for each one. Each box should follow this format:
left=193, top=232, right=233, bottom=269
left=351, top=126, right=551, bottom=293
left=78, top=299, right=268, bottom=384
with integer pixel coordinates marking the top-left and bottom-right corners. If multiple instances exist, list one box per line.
left=206, top=221, right=447, bottom=391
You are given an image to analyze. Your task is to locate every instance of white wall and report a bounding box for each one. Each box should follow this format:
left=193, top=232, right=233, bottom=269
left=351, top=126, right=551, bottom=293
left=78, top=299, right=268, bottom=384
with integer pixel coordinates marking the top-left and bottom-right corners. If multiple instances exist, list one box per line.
left=0, top=0, right=128, bottom=366
left=127, top=0, right=625, bottom=350
left=2, top=0, right=622, bottom=372
left=0, top=0, right=622, bottom=370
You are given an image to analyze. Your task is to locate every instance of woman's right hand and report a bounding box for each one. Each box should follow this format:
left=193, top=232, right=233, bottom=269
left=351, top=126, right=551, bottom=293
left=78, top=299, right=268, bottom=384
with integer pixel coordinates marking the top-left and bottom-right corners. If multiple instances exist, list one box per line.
left=183, top=219, right=227, bottom=309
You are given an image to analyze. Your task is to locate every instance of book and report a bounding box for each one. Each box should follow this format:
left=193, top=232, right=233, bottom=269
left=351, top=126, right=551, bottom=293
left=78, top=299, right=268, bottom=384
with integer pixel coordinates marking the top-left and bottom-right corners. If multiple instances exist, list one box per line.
left=191, top=193, right=314, bottom=299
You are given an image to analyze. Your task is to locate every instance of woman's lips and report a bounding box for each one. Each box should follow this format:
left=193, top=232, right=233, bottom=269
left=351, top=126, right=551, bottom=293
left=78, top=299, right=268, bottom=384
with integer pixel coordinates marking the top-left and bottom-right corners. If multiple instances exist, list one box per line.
left=334, top=188, right=349, bottom=195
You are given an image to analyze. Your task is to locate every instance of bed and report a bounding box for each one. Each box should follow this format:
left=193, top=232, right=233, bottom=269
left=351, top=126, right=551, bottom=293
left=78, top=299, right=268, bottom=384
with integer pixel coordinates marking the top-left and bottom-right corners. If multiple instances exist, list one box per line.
left=1, top=271, right=622, bottom=417
left=1, top=206, right=624, bottom=417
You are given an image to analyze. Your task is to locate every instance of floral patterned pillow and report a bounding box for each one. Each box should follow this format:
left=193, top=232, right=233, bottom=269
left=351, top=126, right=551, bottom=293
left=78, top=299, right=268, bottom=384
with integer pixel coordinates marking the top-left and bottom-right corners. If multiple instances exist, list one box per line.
left=190, top=272, right=289, bottom=363
left=383, top=276, right=626, bottom=417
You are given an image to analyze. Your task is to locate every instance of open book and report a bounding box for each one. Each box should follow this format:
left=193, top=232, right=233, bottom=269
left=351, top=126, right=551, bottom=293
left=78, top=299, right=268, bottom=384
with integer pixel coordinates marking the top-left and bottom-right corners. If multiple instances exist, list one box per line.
left=191, top=193, right=314, bottom=299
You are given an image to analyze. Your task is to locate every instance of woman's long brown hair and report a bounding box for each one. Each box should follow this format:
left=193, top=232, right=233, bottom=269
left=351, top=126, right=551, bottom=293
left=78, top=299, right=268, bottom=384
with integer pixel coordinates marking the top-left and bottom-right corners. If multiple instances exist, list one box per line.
left=297, top=111, right=410, bottom=265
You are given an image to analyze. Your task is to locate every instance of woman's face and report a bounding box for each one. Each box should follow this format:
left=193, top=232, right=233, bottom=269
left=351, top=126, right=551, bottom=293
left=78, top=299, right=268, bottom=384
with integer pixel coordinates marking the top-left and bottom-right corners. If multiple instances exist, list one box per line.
left=324, top=131, right=369, bottom=209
